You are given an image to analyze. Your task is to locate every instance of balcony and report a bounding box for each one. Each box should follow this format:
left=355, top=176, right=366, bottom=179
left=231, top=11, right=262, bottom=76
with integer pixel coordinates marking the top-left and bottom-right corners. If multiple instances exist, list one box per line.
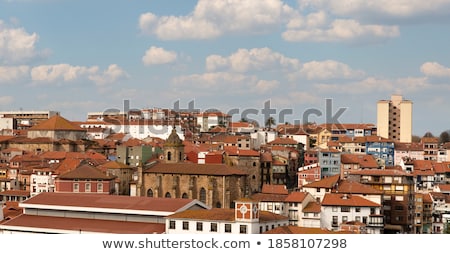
left=368, top=215, right=384, bottom=227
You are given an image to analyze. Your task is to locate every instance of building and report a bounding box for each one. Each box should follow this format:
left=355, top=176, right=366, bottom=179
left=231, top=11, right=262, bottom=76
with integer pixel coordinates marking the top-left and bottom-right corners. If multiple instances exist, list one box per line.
left=321, top=193, right=383, bottom=234
left=348, top=169, right=415, bottom=234
left=318, top=149, right=341, bottom=178
left=0, top=192, right=209, bottom=234
left=132, top=129, right=249, bottom=209
left=0, top=110, right=59, bottom=130
left=377, top=95, right=413, bottom=143
left=196, top=111, right=231, bottom=133
left=165, top=198, right=288, bottom=234
left=54, top=161, right=117, bottom=194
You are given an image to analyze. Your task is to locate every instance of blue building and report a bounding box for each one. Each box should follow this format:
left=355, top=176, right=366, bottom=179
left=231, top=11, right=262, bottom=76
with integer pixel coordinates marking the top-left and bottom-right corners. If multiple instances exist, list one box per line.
left=365, top=136, right=395, bottom=167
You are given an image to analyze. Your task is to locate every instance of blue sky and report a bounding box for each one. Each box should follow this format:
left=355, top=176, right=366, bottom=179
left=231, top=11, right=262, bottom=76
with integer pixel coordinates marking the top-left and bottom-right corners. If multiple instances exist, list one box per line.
left=1, top=0, right=450, bottom=136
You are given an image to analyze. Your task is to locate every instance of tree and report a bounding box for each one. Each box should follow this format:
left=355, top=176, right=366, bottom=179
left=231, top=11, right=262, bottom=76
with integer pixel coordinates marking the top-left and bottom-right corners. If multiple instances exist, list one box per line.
left=439, top=130, right=450, bottom=144
left=265, top=116, right=276, bottom=130
left=412, top=135, right=421, bottom=143
left=423, top=131, right=434, bottom=138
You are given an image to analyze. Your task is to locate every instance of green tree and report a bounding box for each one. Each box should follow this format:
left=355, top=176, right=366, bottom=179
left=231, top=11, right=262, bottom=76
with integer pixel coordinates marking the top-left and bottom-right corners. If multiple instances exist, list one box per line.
left=265, top=116, right=276, bottom=129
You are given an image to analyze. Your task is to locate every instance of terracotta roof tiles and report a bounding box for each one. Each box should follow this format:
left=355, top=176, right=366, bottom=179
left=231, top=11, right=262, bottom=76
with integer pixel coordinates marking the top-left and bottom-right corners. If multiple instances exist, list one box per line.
left=1, top=214, right=165, bottom=234
left=303, top=174, right=340, bottom=188
left=28, top=115, right=84, bottom=131
left=322, top=193, right=381, bottom=207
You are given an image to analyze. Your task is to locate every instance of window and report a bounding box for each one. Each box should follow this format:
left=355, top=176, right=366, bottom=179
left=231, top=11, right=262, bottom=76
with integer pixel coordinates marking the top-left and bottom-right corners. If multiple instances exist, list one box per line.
left=97, top=182, right=103, bottom=192
left=196, top=222, right=203, bottom=231
left=200, top=188, right=206, bottom=203
left=85, top=183, right=91, bottom=192
left=341, top=207, right=350, bottom=212
left=332, top=207, right=338, bottom=212
left=332, top=216, right=338, bottom=226
left=355, top=207, right=361, bottom=213
left=225, top=224, right=232, bottom=233
left=169, top=221, right=176, bottom=229
left=182, top=221, right=189, bottom=230
left=210, top=223, right=217, bottom=232
left=342, top=216, right=348, bottom=223
left=73, top=183, right=79, bottom=192
left=240, top=225, right=247, bottom=234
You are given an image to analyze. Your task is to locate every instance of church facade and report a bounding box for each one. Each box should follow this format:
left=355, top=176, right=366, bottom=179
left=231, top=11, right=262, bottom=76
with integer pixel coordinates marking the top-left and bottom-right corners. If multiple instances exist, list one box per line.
left=135, top=128, right=249, bottom=208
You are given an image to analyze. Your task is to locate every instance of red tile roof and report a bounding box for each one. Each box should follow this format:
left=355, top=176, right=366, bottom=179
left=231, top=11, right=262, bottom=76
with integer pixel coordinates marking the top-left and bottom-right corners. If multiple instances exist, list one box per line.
left=349, top=169, right=411, bottom=176
left=22, top=192, right=205, bottom=212
left=284, top=191, right=308, bottom=202
left=268, top=137, right=298, bottom=145
left=261, top=184, right=288, bottom=195
left=302, top=201, right=321, bottom=213
left=341, top=154, right=379, bottom=168
left=250, top=193, right=288, bottom=202
left=335, top=180, right=383, bottom=195
left=57, top=162, right=116, bottom=180
left=28, top=114, right=85, bottom=131
left=224, top=147, right=260, bottom=157
left=303, top=174, right=340, bottom=188
left=322, top=193, right=381, bottom=207
left=1, top=214, right=165, bottom=234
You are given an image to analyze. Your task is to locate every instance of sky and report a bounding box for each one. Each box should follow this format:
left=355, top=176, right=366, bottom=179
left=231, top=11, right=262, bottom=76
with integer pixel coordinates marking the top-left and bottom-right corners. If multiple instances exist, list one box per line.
left=0, top=0, right=450, bottom=136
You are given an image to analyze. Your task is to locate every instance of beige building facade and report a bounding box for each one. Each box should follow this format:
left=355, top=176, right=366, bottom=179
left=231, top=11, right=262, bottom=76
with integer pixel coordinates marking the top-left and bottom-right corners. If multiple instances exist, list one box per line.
left=377, top=95, right=412, bottom=143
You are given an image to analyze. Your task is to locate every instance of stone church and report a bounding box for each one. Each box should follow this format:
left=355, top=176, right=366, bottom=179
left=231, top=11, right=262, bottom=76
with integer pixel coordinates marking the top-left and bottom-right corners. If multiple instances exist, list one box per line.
left=134, top=127, right=249, bottom=208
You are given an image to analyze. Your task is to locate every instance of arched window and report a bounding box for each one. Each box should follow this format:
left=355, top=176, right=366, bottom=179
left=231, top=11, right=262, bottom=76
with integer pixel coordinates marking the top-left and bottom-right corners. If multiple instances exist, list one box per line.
left=215, top=202, right=221, bottom=208
left=147, top=189, right=153, bottom=197
left=165, top=192, right=171, bottom=198
left=167, top=151, right=172, bottom=161
left=199, top=187, right=206, bottom=203
left=182, top=193, right=188, bottom=199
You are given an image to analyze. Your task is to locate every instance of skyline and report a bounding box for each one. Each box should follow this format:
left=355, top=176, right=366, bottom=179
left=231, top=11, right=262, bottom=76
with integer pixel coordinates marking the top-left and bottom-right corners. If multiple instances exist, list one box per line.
left=0, top=0, right=450, bottom=136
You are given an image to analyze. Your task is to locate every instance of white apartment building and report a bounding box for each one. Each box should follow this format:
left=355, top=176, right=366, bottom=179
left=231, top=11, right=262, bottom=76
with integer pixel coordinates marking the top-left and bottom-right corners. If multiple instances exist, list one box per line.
left=30, top=169, right=55, bottom=197
left=377, top=94, right=412, bottom=143
left=165, top=199, right=289, bottom=234
left=321, top=193, right=383, bottom=234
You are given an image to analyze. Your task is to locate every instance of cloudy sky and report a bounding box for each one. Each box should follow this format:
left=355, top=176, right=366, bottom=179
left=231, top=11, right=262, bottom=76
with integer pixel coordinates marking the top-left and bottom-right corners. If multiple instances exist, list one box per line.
left=1, top=0, right=450, bottom=136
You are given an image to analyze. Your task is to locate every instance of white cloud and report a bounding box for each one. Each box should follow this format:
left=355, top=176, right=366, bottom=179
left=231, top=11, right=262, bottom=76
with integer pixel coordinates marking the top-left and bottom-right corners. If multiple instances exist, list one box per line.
left=89, top=64, right=129, bottom=86
left=299, top=0, right=450, bottom=20
left=31, top=64, right=98, bottom=82
left=283, top=18, right=399, bottom=42
left=172, top=72, right=278, bottom=95
left=0, top=20, right=47, bottom=64
left=206, top=47, right=300, bottom=72
left=30, top=64, right=128, bottom=86
left=255, top=80, right=280, bottom=93
left=139, top=0, right=294, bottom=40
left=0, top=65, right=29, bottom=83
left=142, top=46, right=177, bottom=65
left=299, top=60, right=366, bottom=80
left=420, top=62, right=450, bottom=78
left=314, top=76, right=431, bottom=94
